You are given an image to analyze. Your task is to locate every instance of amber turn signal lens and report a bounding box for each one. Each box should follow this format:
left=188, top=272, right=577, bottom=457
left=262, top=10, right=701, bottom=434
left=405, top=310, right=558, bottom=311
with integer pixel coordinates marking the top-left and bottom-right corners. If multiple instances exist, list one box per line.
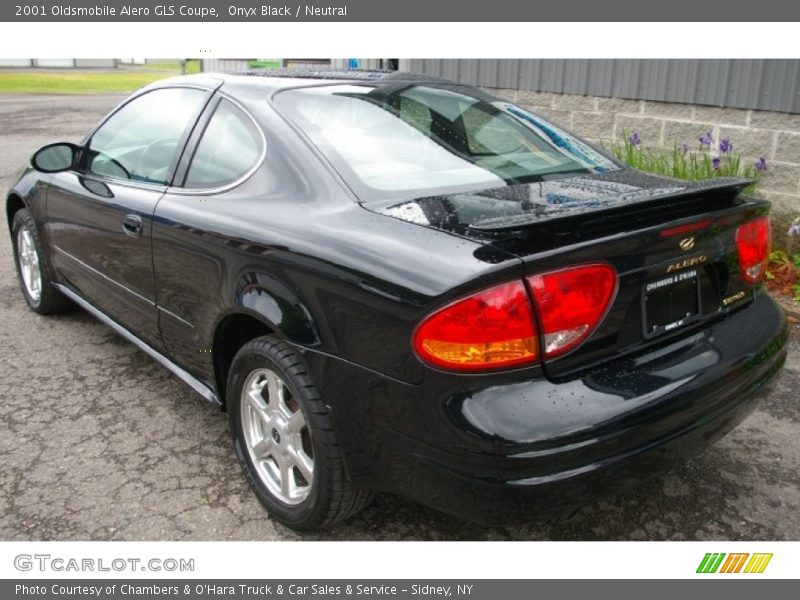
left=414, top=264, right=619, bottom=371
left=412, top=281, right=538, bottom=371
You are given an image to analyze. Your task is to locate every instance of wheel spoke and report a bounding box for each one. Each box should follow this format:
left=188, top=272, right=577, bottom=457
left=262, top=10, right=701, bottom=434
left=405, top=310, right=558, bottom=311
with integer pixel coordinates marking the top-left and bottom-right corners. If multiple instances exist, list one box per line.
left=286, top=410, right=305, bottom=434
left=246, top=386, right=266, bottom=410
left=251, top=373, right=268, bottom=394
left=265, top=372, right=285, bottom=410
left=251, top=438, right=272, bottom=461
left=245, top=389, right=270, bottom=424
left=278, top=456, right=295, bottom=498
left=263, top=457, right=281, bottom=488
left=246, top=375, right=270, bottom=413
left=289, top=447, right=314, bottom=484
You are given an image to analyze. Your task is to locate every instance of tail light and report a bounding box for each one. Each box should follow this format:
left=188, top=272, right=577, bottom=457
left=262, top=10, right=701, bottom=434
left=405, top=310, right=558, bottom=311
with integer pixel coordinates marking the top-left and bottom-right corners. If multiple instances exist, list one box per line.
left=659, top=219, right=713, bottom=238
left=412, top=281, right=537, bottom=371
left=413, top=264, right=618, bottom=371
left=526, top=263, right=618, bottom=359
left=736, top=217, right=771, bottom=284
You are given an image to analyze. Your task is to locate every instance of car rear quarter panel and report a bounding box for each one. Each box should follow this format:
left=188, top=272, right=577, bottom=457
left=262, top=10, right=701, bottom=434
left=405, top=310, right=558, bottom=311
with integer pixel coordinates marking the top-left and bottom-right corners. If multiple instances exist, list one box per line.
left=153, top=193, right=523, bottom=388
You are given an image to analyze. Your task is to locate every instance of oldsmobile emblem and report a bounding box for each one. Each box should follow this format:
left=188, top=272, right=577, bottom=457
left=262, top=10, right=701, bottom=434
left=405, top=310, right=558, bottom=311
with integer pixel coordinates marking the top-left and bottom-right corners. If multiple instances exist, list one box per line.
left=679, top=237, right=696, bottom=251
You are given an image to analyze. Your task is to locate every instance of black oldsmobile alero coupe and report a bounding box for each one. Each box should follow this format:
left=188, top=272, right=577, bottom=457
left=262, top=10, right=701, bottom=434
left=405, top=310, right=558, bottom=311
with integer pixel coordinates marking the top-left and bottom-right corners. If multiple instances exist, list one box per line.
left=7, top=70, right=788, bottom=530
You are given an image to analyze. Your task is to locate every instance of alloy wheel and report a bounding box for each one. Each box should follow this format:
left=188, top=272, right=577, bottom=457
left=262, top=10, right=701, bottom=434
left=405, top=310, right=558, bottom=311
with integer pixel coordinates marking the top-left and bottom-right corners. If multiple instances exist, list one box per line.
left=240, top=368, right=314, bottom=505
left=17, top=226, right=42, bottom=303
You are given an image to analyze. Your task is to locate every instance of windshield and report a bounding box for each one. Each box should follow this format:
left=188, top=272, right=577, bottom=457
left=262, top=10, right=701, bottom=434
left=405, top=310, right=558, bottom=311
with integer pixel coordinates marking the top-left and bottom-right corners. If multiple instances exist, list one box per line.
left=273, top=82, right=619, bottom=201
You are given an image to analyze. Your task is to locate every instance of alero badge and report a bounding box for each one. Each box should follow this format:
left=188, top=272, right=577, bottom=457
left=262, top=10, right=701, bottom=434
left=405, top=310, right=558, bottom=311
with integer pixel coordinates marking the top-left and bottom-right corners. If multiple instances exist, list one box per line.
left=667, top=255, right=708, bottom=273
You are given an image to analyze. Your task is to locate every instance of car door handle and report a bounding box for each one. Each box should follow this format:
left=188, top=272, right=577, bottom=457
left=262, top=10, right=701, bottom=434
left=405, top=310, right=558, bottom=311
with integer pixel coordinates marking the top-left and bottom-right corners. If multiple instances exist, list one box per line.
left=122, top=214, right=143, bottom=237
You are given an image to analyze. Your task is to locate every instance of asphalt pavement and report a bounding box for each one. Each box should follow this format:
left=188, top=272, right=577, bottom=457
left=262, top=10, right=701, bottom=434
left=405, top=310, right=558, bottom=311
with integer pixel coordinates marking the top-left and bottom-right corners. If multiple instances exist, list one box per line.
left=1, top=94, right=798, bottom=540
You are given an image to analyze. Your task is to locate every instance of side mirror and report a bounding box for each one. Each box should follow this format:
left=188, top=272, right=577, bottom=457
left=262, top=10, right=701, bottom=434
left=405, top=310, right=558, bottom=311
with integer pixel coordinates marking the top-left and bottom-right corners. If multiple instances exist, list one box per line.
left=31, top=142, right=80, bottom=173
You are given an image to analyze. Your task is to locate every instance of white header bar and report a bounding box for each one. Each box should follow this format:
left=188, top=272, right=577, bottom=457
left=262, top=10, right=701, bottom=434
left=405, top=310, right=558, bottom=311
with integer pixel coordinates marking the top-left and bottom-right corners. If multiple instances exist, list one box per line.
left=0, top=22, right=796, bottom=59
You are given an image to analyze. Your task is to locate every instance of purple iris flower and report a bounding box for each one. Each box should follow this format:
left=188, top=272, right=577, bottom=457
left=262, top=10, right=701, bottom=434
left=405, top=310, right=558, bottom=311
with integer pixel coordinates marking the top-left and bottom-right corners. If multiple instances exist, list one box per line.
left=755, top=157, right=768, bottom=171
left=712, top=157, right=721, bottom=170
left=678, top=142, right=690, bottom=155
left=718, top=138, right=732, bottom=153
left=629, top=131, right=641, bottom=147
left=699, top=131, right=714, bottom=148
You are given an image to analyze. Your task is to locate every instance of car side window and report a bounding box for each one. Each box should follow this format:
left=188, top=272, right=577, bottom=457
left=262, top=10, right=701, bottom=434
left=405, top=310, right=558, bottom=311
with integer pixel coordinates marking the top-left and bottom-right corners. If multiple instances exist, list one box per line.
left=84, top=87, right=208, bottom=185
left=184, top=99, right=263, bottom=189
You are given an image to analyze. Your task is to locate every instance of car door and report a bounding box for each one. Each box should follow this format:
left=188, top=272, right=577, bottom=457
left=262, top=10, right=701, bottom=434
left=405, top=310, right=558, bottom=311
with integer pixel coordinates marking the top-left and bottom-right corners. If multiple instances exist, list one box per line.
left=45, top=86, right=213, bottom=351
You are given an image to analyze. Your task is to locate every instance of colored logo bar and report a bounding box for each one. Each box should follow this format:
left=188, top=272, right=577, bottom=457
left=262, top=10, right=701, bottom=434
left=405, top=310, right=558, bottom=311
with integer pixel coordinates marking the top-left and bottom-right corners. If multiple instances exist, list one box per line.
left=697, top=553, right=773, bottom=573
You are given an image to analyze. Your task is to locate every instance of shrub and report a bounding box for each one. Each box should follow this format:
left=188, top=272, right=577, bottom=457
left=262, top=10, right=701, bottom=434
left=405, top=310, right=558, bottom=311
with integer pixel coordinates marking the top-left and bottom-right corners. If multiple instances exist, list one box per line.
left=608, top=130, right=767, bottom=194
left=765, top=250, right=800, bottom=302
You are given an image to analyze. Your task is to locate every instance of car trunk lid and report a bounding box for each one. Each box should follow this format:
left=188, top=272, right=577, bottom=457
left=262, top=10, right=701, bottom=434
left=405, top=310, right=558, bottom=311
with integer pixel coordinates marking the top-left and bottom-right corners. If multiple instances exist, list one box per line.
left=365, top=169, right=768, bottom=378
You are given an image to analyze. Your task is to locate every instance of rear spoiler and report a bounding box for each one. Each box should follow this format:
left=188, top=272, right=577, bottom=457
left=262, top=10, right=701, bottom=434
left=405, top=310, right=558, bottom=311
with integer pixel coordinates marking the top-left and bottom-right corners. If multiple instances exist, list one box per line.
left=468, top=177, right=753, bottom=232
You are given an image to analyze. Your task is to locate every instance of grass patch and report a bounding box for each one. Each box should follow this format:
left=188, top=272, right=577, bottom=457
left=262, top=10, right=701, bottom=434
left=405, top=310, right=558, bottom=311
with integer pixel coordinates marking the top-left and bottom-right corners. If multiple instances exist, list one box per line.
left=0, top=61, right=201, bottom=95
left=140, top=59, right=202, bottom=74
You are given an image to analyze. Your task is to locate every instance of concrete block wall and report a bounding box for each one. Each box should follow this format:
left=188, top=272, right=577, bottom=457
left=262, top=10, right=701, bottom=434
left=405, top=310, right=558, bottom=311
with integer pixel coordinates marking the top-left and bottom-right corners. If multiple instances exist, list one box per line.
left=488, top=88, right=800, bottom=235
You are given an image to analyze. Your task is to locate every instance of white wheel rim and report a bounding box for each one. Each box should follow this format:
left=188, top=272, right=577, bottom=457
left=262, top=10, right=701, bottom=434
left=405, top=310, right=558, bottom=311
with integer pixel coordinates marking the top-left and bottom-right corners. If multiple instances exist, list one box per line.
left=240, top=368, right=314, bottom=505
left=17, top=226, right=42, bottom=302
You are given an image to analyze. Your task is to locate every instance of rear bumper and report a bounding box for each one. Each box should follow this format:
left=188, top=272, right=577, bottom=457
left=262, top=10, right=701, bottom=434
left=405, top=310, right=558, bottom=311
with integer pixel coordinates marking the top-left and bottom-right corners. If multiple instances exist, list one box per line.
left=307, top=290, right=789, bottom=524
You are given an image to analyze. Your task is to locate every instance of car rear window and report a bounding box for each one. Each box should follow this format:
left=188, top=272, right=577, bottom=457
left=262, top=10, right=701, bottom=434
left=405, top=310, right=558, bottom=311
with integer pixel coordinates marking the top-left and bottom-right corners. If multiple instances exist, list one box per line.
left=273, top=83, right=619, bottom=201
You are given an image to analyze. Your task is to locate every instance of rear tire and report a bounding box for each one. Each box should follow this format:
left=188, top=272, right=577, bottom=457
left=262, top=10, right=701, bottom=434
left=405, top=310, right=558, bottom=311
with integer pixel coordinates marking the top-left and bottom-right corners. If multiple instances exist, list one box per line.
left=11, top=208, right=71, bottom=315
left=227, top=336, right=372, bottom=530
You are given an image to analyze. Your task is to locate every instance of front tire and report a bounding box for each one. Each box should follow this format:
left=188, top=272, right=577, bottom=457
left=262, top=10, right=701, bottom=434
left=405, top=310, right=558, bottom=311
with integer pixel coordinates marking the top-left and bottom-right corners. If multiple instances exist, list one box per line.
left=11, top=208, right=71, bottom=315
left=227, top=336, right=372, bottom=530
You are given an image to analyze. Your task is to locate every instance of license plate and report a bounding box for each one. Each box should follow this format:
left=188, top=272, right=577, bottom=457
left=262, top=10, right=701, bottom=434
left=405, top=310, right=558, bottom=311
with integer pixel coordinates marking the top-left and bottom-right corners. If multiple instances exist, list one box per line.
left=643, top=269, right=701, bottom=336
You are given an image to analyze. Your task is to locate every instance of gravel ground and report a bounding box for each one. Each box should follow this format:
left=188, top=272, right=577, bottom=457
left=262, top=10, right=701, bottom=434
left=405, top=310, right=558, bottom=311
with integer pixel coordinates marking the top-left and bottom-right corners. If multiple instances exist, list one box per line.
left=0, top=94, right=798, bottom=541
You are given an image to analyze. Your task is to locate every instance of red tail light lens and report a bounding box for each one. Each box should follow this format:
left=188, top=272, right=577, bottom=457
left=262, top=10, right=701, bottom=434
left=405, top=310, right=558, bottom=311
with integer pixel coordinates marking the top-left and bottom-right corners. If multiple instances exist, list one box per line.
left=412, top=281, right=538, bottom=371
left=526, top=264, right=618, bottom=359
left=736, top=217, right=771, bottom=285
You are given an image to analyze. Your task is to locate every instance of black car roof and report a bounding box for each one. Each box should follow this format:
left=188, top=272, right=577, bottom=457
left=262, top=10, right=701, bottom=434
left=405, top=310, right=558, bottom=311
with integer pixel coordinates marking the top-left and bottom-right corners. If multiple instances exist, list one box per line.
left=148, top=69, right=452, bottom=94
left=232, top=68, right=448, bottom=84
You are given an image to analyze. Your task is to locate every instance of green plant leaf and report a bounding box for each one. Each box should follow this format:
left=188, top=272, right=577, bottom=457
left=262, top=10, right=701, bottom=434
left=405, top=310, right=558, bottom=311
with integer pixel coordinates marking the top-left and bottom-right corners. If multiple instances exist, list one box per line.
left=610, top=131, right=764, bottom=195
left=770, top=250, right=790, bottom=264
